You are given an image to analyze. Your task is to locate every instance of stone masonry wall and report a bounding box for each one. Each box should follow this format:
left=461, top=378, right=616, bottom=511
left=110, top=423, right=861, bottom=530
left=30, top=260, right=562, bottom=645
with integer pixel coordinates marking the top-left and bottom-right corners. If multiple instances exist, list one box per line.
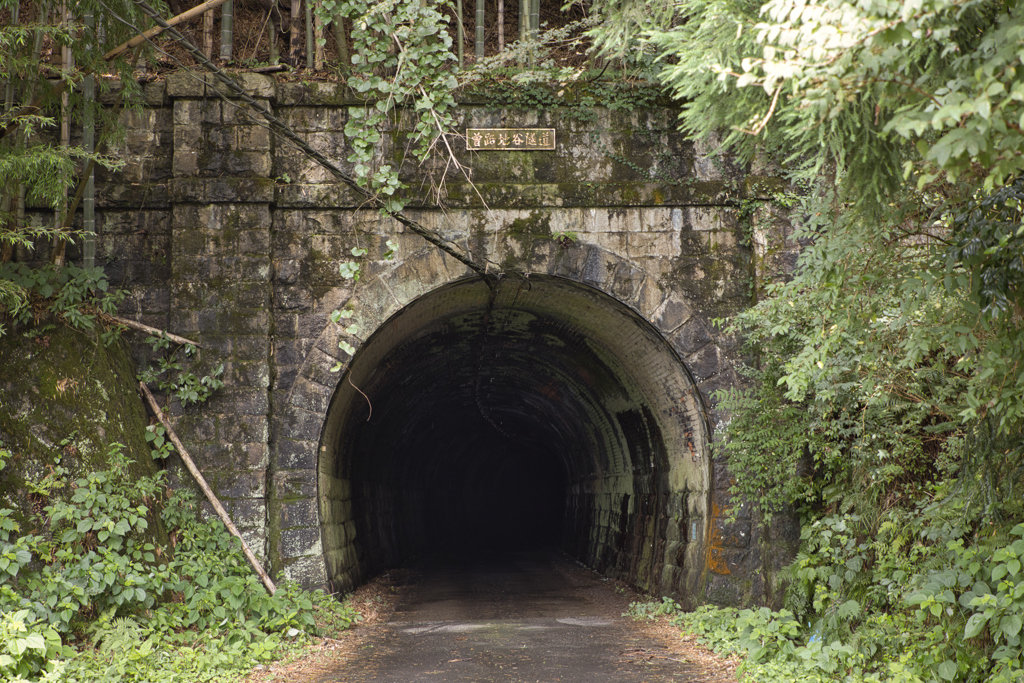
left=83, top=72, right=802, bottom=606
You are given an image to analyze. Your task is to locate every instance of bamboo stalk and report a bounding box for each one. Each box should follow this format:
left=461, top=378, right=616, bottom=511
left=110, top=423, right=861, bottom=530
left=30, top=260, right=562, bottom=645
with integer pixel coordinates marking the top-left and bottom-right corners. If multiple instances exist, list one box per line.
left=289, top=0, right=301, bottom=65
left=130, top=0, right=490, bottom=280
left=7, top=1, right=222, bottom=143
left=497, top=0, right=504, bottom=52
left=0, top=2, right=49, bottom=143
left=269, top=14, right=279, bottom=65
left=331, top=13, right=348, bottom=74
left=2, top=1, right=15, bottom=108
left=219, top=0, right=233, bottom=61
left=305, top=0, right=313, bottom=69
left=455, top=0, right=463, bottom=67
left=3, top=6, right=38, bottom=263
left=140, top=382, right=277, bottom=596
left=52, top=0, right=71, bottom=268
left=83, top=12, right=96, bottom=269
left=313, top=10, right=324, bottom=70
left=0, top=1, right=16, bottom=263
left=475, top=0, right=484, bottom=60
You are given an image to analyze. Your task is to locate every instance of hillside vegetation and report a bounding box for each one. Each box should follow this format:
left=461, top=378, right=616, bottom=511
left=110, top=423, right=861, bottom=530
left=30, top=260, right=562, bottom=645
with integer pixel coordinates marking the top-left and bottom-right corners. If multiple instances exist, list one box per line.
left=600, top=0, right=1024, bottom=680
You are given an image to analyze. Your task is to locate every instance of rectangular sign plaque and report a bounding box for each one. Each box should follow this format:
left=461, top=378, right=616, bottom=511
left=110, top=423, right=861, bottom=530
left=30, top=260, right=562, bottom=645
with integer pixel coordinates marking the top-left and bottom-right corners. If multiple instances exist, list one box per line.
left=466, top=128, right=556, bottom=151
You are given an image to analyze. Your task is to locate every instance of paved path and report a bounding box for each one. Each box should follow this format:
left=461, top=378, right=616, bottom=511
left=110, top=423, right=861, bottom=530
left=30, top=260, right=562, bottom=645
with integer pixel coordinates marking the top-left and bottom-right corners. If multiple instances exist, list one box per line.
left=316, top=551, right=697, bottom=683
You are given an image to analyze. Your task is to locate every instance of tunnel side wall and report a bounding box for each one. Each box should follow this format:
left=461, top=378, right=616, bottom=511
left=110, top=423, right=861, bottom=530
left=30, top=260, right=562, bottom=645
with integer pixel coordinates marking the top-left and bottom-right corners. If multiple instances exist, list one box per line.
left=55, top=74, right=803, bottom=607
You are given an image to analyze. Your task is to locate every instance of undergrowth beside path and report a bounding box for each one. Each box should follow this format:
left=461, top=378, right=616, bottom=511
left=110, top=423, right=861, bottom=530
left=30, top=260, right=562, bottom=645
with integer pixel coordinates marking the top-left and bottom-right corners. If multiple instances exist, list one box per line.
left=0, top=445, right=361, bottom=682
left=629, top=512, right=1024, bottom=683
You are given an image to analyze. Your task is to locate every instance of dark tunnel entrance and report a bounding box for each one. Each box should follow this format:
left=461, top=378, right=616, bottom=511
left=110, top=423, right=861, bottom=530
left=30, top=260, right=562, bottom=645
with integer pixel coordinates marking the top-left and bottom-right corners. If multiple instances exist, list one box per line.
left=318, top=275, right=711, bottom=600
left=421, top=431, right=567, bottom=552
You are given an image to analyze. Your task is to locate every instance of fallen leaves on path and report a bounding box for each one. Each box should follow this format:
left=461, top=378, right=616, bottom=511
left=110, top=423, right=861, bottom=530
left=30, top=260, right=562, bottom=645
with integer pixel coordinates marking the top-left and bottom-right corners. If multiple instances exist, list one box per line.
left=628, top=616, right=741, bottom=682
left=242, top=572, right=402, bottom=683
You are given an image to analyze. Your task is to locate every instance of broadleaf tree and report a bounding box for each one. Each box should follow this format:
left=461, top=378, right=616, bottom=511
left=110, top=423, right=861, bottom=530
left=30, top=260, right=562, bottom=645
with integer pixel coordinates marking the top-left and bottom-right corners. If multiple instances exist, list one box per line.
left=587, top=0, right=1024, bottom=524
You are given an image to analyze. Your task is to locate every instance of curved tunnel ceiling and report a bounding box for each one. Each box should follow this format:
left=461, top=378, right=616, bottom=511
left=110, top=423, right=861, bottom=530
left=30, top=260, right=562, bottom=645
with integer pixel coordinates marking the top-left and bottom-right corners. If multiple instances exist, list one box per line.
left=318, top=275, right=711, bottom=593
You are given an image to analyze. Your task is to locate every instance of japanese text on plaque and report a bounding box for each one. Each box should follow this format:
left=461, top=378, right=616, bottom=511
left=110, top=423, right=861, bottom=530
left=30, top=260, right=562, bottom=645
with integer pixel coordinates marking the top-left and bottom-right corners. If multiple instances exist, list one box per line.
left=466, top=128, right=556, bottom=151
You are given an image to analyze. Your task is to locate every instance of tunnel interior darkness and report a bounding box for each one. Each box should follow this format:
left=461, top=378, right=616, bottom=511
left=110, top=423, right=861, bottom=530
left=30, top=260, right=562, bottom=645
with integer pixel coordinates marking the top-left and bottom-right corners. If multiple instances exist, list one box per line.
left=318, top=275, right=711, bottom=597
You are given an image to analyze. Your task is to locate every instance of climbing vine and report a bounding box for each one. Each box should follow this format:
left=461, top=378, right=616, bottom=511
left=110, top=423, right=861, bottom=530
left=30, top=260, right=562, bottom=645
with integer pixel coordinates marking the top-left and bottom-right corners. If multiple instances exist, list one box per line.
left=315, top=0, right=459, bottom=213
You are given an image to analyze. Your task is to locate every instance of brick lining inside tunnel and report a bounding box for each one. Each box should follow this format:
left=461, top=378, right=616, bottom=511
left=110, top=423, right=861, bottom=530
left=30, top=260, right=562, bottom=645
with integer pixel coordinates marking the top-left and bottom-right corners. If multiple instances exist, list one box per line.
left=317, top=275, right=711, bottom=601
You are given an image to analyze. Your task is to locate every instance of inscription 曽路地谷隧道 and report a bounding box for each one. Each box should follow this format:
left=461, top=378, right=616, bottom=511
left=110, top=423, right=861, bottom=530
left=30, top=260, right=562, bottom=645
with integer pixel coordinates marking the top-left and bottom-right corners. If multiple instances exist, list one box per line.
left=467, top=128, right=555, bottom=150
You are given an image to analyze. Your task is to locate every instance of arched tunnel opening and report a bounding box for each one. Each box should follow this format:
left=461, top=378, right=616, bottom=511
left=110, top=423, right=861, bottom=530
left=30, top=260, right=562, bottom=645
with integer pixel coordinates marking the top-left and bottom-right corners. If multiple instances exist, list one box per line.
left=318, top=275, right=711, bottom=601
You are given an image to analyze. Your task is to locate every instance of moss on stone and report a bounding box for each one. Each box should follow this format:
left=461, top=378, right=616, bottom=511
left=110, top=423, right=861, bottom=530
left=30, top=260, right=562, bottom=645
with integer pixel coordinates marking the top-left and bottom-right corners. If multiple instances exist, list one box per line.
left=0, top=323, right=165, bottom=543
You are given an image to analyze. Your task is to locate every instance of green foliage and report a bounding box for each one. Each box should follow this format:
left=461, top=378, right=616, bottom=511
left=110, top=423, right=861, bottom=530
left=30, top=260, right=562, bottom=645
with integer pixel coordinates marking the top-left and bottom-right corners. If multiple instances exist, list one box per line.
left=713, top=355, right=825, bottom=524
left=0, top=443, right=361, bottom=682
left=599, top=0, right=1024, bottom=425
left=676, top=605, right=802, bottom=663
left=586, top=0, right=1024, bottom=680
left=461, top=16, right=612, bottom=86
left=321, top=0, right=458, bottom=214
left=1, top=0, right=148, bottom=304
left=950, top=183, right=1024, bottom=325
left=0, top=263, right=127, bottom=341
left=669, top=504, right=1024, bottom=682
left=0, top=610, right=66, bottom=682
left=144, top=425, right=174, bottom=460
left=908, top=523, right=1024, bottom=683
left=138, top=334, right=224, bottom=407
left=715, top=207, right=970, bottom=522
left=623, top=596, right=681, bottom=620
left=633, top=0, right=1024, bottom=210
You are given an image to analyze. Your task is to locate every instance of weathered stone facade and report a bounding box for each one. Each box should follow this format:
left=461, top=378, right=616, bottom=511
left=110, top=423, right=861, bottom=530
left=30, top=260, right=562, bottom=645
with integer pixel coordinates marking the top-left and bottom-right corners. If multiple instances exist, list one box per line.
left=77, top=72, right=800, bottom=606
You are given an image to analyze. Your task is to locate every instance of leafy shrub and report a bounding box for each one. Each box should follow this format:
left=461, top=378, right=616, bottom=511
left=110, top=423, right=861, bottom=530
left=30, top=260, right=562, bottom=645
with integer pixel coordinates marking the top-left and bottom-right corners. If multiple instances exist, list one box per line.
left=0, top=263, right=126, bottom=341
left=673, top=513, right=1024, bottom=683
left=0, top=609, right=67, bottom=681
left=138, top=334, right=225, bottom=408
left=1, top=444, right=360, bottom=682
left=624, top=596, right=681, bottom=620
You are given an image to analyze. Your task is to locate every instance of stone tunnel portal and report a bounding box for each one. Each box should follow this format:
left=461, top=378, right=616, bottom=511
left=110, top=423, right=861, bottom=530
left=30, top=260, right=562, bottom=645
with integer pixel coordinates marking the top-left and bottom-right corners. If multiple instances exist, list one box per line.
left=318, top=275, right=711, bottom=600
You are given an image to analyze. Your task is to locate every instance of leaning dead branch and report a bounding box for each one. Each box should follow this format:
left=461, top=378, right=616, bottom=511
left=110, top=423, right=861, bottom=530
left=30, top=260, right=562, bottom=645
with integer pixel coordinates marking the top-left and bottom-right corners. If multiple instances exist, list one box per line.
left=140, top=381, right=276, bottom=595
left=103, top=314, right=202, bottom=347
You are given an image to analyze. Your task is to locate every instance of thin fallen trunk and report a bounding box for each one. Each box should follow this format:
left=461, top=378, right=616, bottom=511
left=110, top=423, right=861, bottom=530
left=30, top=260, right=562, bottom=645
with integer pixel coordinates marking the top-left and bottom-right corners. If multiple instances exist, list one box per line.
left=103, top=0, right=232, bottom=61
left=104, top=314, right=202, bottom=347
left=140, top=382, right=277, bottom=596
